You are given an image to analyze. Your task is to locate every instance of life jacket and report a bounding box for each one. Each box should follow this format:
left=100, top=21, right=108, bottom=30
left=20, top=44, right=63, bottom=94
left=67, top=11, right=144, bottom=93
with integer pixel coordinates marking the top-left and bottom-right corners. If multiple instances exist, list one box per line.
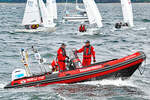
left=51, top=60, right=59, bottom=72
left=57, top=47, right=67, bottom=62
left=79, top=25, right=82, bottom=32
left=82, top=25, right=86, bottom=32
left=83, top=45, right=92, bottom=56
left=31, top=24, right=39, bottom=29
left=60, top=47, right=66, bottom=57
left=31, top=25, right=36, bottom=29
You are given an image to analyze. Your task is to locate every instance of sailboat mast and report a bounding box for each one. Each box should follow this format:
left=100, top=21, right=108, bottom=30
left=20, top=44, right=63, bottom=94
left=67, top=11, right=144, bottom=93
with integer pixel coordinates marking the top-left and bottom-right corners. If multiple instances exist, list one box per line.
left=37, top=0, right=43, bottom=23
left=64, top=0, right=68, bottom=11
left=63, top=0, right=68, bottom=16
left=76, top=0, right=78, bottom=7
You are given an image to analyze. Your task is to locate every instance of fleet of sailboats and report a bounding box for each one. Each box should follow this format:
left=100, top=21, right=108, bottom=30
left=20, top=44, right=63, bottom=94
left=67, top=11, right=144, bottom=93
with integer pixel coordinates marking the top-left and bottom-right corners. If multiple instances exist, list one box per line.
left=17, top=0, right=134, bottom=33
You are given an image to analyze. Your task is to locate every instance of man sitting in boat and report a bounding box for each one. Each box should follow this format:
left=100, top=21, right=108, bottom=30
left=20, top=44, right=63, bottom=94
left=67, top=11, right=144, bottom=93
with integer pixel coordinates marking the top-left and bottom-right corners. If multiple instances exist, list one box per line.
left=115, top=22, right=129, bottom=29
left=57, top=43, right=69, bottom=72
left=122, top=23, right=129, bottom=27
left=25, top=24, right=39, bottom=29
left=77, top=40, right=96, bottom=67
left=51, top=59, right=59, bottom=72
left=115, top=22, right=122, bottom=29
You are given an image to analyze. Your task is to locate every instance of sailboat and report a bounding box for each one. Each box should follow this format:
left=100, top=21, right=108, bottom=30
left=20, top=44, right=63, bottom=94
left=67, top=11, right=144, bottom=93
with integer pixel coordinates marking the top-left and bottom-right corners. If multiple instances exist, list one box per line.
left=17, top=0, right=57, bottom=32
left=46, top=0, right=57, bottom=20
left=62, top=0, right=88, bottom=22
left=115, top=0, right=134, bottom=29
left=78, top=0, right=102, bottom=34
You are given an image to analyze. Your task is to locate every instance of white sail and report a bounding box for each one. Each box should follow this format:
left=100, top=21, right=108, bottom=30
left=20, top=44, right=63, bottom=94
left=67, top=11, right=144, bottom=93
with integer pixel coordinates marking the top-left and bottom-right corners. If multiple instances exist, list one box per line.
left=46, top=0, right=54, bottom=22
left=39, top=0, right=54, bottom=27
left=46, top=0, right=57, bottom=20
left=83, top=0, right=95, bottom=24
left=121, top=0, right=134, bottom=27
left=52, top=0, right=57, bottom=19
left=22, top=0, right=41, bottom=25
left=83, top=0, right=102, bottom=28
left=91, top=0, right=103, bottom=27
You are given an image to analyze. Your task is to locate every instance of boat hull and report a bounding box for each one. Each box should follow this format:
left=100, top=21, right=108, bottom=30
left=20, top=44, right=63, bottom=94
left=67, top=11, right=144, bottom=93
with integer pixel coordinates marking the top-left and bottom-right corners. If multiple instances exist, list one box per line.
left=78, top=28, right=100, bottom=35
left=4, top=51, right=146, bottom=89
left=63, top=16, right=88, bottom=22
left=15, top=27, right=56, bottom=33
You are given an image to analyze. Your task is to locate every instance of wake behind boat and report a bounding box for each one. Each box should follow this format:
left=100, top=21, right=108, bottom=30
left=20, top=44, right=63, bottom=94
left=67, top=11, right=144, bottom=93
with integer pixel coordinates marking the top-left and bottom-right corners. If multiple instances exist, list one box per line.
left=15, top=26, right=56, bottom=33
left=4, top=47, right=146, bottom=89
left=78, top=26, right=101, bottom=35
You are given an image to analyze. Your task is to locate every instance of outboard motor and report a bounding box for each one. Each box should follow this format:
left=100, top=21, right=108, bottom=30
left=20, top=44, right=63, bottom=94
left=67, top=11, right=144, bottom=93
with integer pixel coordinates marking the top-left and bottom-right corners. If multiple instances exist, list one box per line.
left=69, top=48, right=82, bottom=69
left=12, top=69, right=27, bottom=81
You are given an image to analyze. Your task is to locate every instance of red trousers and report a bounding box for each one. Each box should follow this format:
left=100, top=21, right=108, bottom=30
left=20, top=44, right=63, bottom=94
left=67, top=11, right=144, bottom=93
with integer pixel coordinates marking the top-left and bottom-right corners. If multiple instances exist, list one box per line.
left=82, top=58, right=91, bottom=66
left=58, top=61, right=66, bottom=72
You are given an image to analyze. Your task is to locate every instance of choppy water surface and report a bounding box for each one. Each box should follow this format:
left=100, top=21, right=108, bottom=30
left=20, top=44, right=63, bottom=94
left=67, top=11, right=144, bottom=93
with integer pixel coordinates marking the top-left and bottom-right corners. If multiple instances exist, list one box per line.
left=0, top=3, right=150, bottom=100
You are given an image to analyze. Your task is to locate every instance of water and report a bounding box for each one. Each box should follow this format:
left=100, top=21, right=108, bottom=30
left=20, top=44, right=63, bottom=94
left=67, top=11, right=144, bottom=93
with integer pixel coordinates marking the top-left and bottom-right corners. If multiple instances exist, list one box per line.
left=0, top=3, right=150, bottom=100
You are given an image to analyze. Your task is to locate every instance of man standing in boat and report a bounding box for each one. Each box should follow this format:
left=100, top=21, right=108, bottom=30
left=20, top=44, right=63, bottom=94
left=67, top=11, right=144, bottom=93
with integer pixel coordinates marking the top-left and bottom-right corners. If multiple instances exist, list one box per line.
left=77, top=40, right=96, bottom=67
left=57, top=43, right=68, bottom=72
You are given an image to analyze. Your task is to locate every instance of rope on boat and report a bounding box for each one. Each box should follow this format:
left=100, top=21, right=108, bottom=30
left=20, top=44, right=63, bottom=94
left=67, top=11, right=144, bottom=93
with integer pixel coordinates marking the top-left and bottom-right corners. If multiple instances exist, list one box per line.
left=138, top=59, right=146, bottom=75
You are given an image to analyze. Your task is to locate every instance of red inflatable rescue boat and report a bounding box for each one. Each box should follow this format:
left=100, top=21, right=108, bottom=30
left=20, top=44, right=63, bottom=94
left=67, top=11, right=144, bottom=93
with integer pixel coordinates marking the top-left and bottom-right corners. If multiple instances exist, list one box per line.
left=4, top=51, right=146, bottom=89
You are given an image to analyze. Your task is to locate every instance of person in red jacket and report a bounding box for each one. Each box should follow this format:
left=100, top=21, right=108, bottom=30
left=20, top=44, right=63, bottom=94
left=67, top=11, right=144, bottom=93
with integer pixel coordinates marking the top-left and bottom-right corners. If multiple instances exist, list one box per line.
left=79, top=24, right=86, bottom=32
left=82, top=25, right=86, bottom=32
left=57, top=43, right=68, bottom=72
left=77, top=40, right=96, bottom=67
left=79, top=24, right=83, bottom=32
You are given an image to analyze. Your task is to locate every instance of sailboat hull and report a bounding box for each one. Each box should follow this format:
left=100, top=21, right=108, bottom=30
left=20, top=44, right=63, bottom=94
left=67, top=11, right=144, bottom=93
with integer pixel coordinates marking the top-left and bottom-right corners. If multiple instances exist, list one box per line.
left=114, top=26, right=133, bottom=31
left=63, top=16, right=88, bottom=22
left=15, top=27, right=56, bottom=33
left=78, top=28, right=100, bottom=35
